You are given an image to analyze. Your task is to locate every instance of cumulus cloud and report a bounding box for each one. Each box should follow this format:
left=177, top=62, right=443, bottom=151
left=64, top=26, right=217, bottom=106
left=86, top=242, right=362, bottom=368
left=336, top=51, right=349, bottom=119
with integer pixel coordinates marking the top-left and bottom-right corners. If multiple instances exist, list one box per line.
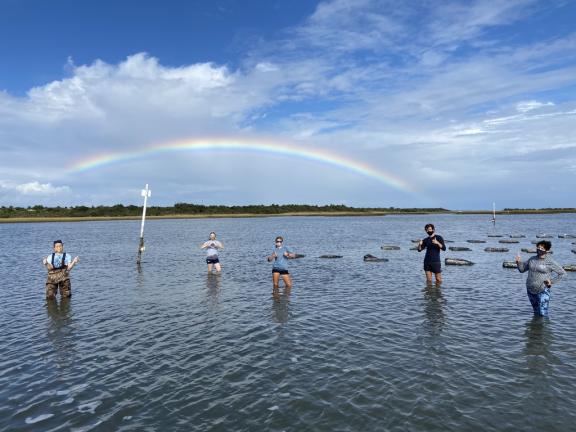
left=1, top=0, right=576, bottom=208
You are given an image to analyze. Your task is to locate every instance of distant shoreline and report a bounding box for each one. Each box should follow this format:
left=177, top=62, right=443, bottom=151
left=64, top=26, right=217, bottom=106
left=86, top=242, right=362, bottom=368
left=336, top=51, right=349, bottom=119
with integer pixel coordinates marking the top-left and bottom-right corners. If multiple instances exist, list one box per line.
left=1, top=209, right=575, bottom=223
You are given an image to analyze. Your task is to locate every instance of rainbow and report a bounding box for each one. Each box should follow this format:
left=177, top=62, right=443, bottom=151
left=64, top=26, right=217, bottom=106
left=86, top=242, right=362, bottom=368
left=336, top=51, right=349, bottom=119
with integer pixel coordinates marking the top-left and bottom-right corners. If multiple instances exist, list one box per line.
left=67, top=137, right=416, bottom=193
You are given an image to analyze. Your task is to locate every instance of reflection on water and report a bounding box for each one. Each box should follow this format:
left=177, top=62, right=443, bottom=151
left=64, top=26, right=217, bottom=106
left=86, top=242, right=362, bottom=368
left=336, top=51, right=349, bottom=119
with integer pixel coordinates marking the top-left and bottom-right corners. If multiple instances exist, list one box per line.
left=423, top=283, right=445, bottom=336
left=2, top=214, right=576, bottom=431
left=45, top=298, right=75, bottom=369
left=205, top=273, right=221, bottom=305
left=524, top=317, right=554, bottom=374
left=272, top=287, right=291, bottom=324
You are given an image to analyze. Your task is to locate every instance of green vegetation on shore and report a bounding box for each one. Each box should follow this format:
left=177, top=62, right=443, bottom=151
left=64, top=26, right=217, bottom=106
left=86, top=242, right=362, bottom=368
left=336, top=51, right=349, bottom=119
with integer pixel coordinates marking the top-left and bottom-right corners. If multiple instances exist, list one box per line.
left=0, top=203, right=447, bottom=221
left=1, top=204, right=574, bottom=222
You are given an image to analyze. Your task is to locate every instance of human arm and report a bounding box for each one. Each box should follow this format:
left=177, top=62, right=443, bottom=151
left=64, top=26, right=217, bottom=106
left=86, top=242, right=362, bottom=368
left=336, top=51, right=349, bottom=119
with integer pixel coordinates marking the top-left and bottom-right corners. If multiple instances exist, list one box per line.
left=417, top=239, right=426, bottom=252
left=267, top=250, right=277, bottom=262
left=515, top=255, right=528, bottom=273
left=545, top=260, right=566, bottom=287
left=432, top=235, right=446, bottom=251
left=67, top=256, right=80, bottom=271
left=42, top=256, right=53, bottom=270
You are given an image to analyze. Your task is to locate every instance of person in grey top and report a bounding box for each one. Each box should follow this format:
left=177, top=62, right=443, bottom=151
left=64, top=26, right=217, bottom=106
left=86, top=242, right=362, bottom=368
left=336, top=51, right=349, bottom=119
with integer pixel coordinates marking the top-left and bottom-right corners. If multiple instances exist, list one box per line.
left=515, top=240, right=566, bottom=316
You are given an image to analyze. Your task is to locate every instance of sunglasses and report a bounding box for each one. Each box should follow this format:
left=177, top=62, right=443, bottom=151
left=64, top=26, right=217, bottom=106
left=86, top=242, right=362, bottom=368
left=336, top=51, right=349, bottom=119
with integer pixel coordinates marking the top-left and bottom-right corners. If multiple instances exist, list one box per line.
left=275, top=240, right=283, bottom=243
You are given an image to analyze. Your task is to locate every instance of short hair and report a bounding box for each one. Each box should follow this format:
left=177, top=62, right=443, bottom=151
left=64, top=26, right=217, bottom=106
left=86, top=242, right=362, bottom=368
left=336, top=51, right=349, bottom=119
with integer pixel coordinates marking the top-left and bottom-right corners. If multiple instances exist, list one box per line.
left=536, top=240, right=552, bottom=251
left=53, top=240, right=63, bottom=246
left=424, top=224, right=435, bottom=231
left=209, top=232, right=216, bottom=237
left=275, top=236, right=284, bottom=242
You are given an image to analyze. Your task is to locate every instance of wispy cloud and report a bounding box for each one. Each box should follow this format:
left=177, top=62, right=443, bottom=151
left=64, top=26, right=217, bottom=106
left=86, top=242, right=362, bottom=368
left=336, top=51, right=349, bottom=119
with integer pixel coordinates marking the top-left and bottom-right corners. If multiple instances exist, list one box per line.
left=1, top=0, right=575, bottom=208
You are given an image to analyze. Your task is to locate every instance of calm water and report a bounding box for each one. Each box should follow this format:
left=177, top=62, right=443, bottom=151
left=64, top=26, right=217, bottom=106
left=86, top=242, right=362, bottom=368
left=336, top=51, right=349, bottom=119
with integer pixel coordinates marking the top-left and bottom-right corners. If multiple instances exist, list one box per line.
left=1, top=214, right=575, bottom=431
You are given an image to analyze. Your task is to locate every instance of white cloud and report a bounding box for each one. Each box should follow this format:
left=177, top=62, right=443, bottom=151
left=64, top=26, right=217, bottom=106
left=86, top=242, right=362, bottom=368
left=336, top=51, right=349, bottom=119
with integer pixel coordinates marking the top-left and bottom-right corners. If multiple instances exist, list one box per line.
left=1, top=1, right=576, bottom=208
left=0, top=181, right=70, bottom=195
left=516, top=100, right=555, bottom=113
left=16, top=182, right=70, bottom=195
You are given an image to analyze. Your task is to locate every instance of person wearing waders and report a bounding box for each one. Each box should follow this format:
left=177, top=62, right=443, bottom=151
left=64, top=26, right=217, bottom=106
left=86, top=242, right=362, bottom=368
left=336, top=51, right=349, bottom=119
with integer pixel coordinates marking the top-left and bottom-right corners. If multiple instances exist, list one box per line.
left=515, top=240, right=565, bottom=317
left=417, top=223, right=446, bottom=284
left=43, top=240, right=79, bottom=299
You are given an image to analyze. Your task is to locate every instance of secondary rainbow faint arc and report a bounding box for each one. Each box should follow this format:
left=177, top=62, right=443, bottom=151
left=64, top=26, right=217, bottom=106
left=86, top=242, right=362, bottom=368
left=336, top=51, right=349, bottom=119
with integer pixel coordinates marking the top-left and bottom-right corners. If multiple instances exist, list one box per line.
left=68, top=138, right=417, bottom=193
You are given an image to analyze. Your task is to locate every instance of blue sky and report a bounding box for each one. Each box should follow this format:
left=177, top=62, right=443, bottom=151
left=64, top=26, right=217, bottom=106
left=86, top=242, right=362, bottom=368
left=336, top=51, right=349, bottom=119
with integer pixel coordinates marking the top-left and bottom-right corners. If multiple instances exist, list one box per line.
left=1, top=0, right=575, bottom=209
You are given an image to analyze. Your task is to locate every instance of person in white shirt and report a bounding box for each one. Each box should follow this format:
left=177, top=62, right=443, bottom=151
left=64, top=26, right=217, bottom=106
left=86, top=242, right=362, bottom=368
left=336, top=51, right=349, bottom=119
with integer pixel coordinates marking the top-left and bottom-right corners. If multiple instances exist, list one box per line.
left=200, top=232, right=224, bottom=273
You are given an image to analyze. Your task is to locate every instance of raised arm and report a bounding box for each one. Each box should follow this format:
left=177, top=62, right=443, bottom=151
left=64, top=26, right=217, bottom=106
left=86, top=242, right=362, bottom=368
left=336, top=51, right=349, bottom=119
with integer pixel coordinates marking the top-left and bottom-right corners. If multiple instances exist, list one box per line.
left=417, top=239, right=426, bottom=252
left=516, top=256, right=528, bottom=273
left=67, top=256, right=80, bottom=271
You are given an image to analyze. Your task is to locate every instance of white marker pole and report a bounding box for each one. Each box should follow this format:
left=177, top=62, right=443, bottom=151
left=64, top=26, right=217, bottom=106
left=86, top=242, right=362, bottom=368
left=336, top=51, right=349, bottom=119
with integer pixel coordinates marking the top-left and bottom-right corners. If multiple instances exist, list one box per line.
left=137, top=184, right=151, bottom=265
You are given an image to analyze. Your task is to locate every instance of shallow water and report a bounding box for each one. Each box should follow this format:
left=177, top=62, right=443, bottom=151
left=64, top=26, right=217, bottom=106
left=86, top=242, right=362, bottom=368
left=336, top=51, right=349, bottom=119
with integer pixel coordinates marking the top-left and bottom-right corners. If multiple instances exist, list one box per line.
left=1, top=214, right=575, bottom=431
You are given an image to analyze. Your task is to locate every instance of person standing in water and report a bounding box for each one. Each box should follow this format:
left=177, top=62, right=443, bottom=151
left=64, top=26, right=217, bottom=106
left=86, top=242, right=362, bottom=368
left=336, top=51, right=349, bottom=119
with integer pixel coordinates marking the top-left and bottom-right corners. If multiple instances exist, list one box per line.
left=43, top=240, right=79, bottom=299
left=515, top=240, right=566, bottom=317
left=267, top=236, right=297, bottom=289
left=201, top=232, right=224, bottom=273
left=418, top=223, right=446, bottom=284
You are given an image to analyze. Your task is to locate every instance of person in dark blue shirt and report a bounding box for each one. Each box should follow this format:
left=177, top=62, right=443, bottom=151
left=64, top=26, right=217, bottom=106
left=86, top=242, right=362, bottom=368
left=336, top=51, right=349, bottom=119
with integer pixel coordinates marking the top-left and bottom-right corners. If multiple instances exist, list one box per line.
left=417, top=223, right=446, bottom=284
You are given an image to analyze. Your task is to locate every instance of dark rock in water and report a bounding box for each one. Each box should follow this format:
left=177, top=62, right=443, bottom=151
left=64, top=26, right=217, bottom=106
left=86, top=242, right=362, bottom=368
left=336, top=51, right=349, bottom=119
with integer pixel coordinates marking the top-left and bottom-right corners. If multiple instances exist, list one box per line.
left=487, top=234, right=503, bottom=237
left=531, top=240, right=540, bottom=244
left=319, top=255, right=343, bottom=259
left=293, top=254, right=306, bottom=259
left=445, top=258, right=474, bottom=266
left=381, top=245, right=401, bottom=250
left=411, top=239, right=421, bottom=243
left=558, top=234, right=576, bottom=239
left=410, top=247, right=419, bottom=251
left=363, top=254, right=388, bottom=262
left=449, top=246, right=471, bottom=251
left=485, top=247, right=509, bottom=252
left=467, top=240, right=487, bottom=243
left=536, top=234, right=553, bottom=238
left=522, top=248, right=536, bottom=253
left=444, top=240, right=454, bottom=243
left=499, top=239, right=519, bottom=244
left=572, top=250, right=576, bottom=254
left=509, top=234, right=526, bottom=238
left=563, top=265, right=576, bottom=272
left=502, top=261, right=518, bottom=269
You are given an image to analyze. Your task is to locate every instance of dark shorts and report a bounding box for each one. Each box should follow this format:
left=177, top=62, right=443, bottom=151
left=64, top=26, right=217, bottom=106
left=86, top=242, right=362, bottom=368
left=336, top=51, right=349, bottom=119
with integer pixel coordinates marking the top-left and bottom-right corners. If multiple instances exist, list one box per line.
left=272, top=269, right=289, bottom=275
left=424, top=261, right=442, bottom=274
left=206, top=256, right=220, bottom=264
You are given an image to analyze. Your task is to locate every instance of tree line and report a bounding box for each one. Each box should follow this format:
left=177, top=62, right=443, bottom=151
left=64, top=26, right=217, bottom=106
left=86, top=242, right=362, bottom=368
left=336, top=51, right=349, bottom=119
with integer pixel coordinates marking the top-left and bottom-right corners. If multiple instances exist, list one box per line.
left=0, top=203, right=449, bottom=218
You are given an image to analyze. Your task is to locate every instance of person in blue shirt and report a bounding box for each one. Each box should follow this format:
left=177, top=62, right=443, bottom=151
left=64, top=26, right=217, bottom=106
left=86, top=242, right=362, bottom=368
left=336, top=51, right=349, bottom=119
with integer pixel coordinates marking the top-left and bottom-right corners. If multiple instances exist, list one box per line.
left=417, top=223, right=446, bottom=284
left=42, top=240, right=79, bottom=299
left=267, top=236, right=297, bottom=289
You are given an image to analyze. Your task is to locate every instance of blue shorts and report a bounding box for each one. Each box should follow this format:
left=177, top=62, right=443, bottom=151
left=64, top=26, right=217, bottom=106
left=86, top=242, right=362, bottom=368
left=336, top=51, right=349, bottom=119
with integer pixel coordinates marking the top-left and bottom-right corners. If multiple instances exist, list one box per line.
left=527, top=287, right=551, bottom=316
left=206, top=256, right=220, bottom=264
left=272, top=269, right=289, bottom=275
left=424, top=262, right=442, bottom=273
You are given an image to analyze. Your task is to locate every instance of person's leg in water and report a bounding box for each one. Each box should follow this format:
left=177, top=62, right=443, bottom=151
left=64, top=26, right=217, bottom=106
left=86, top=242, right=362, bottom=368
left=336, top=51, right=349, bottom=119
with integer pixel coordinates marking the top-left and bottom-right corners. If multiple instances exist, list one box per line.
left=281, top=274, right=292, bottom=289
left=272, top=271, right=281, bottom=289
left=207, top=262, right=213, bottom=273
left=425, top=271, right=433, bottom=284
left=213, top=262, right=222, bottom=272
left=528, top=288, right=551, bottom=317
left=434, top=272, right=442, bottom=284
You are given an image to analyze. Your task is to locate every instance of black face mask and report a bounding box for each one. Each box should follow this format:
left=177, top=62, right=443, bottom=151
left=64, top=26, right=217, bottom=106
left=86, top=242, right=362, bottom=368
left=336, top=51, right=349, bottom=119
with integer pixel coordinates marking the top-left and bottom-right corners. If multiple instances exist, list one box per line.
left=426, top=230, right=434, bottom=236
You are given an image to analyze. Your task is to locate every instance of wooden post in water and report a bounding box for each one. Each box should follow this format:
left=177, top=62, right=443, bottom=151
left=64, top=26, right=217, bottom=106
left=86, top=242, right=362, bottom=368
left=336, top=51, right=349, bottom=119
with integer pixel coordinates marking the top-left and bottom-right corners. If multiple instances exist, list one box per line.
left=137, top=184, right=151, bottom=265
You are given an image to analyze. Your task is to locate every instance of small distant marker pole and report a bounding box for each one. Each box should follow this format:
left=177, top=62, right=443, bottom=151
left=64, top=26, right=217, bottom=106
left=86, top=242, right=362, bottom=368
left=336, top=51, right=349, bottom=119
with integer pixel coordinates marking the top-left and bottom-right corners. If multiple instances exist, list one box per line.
left=492, top=202, right=496, bottom=227
left=137, top=184, right=151, bottom=265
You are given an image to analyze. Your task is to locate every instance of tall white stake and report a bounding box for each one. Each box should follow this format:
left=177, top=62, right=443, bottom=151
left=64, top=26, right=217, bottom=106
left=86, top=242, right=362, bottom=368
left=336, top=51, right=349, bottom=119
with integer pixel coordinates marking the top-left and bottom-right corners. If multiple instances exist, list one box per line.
left=137, top=184, right=151, bottom=265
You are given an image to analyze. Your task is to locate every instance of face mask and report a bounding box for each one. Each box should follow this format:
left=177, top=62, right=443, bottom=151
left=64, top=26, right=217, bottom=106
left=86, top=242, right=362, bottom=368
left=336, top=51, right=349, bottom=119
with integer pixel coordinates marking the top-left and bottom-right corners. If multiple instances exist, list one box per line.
left=537, top=249, right=546, bottom=257
left=426, top=231, right=434, bottom=236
